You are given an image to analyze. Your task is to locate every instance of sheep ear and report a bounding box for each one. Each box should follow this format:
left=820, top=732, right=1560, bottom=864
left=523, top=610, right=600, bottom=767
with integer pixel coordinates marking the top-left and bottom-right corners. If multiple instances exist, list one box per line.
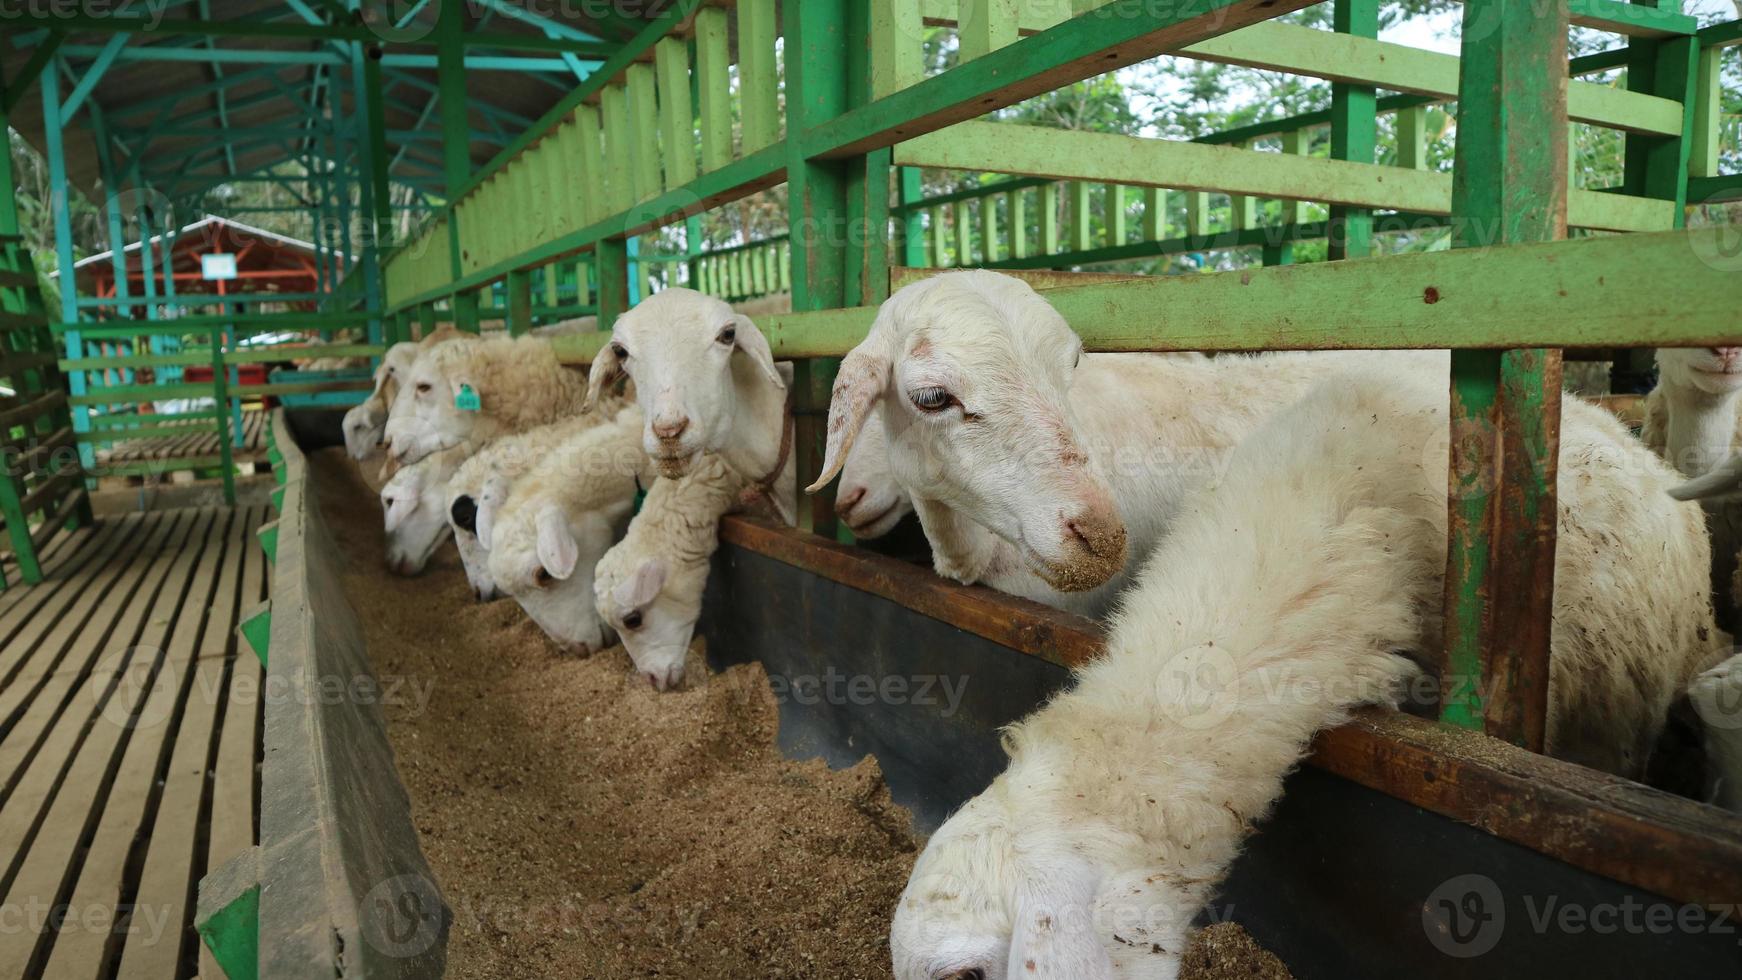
left=806, top=336, right=890, bottom=493
left=585, top=339, right=624, bottom=413
left=450, top=494, right=479, bottom=534
left=536, top=506, right=579, bottom=580
left=476, top=475, right=509, bottom=549
left=730, top=314, right=785, bottom=390
left=1670, top=453, right=1742, bottom=502
left=1005, top=859, right=1111, bottom=980
left=613, top=557, right=668, bottom=609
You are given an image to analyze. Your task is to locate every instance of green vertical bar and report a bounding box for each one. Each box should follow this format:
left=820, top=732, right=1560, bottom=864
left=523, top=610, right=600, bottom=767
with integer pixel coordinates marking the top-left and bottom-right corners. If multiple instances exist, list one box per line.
left=930, top=205, right=947, bottom=267
left=870, top=0, right=924, bottom=97
left=739, top=0, right=781, bottom=153
left=1622, top=31, right=1698, bottom=222
left=981, top=193, right=1000, bottom=263
left=601, top=85, right=633, bottom=215
left=1008, top=188, right=1027, bottom=260
left=695, top=8, right=733, bottom=172
left=953, top=200, right=972, bottom=265
left=1069, top=182, right=1092, bottom=251
left=1328, top=0, right=1376, bottom=260
left=597, top=240, right=631, bottom=326
left=1185, top=190, right=1209, bottom=236
left=960, top=0, right=1019, bottom=61
left=1440, top=0, right=1568, bottom=747
left=1105, top=183, right=1125, bottom=245
left=1143, top=186, right=1166, bottom=241
left=211, top=328, right=236, bottom=506
left=0, top=114, right=33, bottom=577
left=900, top=167, right=926, bottom=267
left=507, top=269, right=531, bottom=335
left=655, top=38, right=697, bottom=189
left=1040, top=183, right=1059, bottom=255
left=418, top=302, right=437, bottom=337
left=435, top=0, right=473, bottom=326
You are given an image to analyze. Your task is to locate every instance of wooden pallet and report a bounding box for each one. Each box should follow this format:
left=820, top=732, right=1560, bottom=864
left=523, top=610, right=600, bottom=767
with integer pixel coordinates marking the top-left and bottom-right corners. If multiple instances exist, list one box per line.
left=95, top=409, right=268, bottom=468
left=0, top=503, right=266, bottom=978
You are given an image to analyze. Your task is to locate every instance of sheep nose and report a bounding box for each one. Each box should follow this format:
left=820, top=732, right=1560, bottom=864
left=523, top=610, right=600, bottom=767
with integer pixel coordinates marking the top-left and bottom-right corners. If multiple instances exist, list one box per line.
left=1713, top=347, right=1742, bottom=362
left=652, top=416, right=689, bottom=440
left=834, top=485, right=865, bottom=517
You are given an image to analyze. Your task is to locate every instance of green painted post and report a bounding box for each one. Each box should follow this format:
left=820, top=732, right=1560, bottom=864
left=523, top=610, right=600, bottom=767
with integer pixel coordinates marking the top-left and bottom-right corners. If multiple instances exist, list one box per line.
left=507, top=269, right=532, bottom=335
left=1040, top=183, right=1060, bottom=256
left=1069, top=181, right=1093, bottom=251
left=596, top=240, right=631, bottom=327
left=786, top=0, right=881, bottom=538
left=1328, top=0, right=1376, bottom=260
left=1106, top=183, right=1126, bottom=246
left=436, top=0, right=476, bottom=332
left=418, top=302, right=437, bottom=338
left=901, top=168, right=927, bottom=267
left=1622, top=28, right=1698, bottom=222
left=358, top=43, right=392, bottom=349
left=211, top=328, right=237, bottom=506
left=1439, top=0, right=1568, bottom=749
left=1008, top=188, right=1027, bottom=260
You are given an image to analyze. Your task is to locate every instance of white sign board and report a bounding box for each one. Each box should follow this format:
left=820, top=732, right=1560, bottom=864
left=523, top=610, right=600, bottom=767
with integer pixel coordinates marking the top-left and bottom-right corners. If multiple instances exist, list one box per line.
left=201, top=253, right=238, bottom=281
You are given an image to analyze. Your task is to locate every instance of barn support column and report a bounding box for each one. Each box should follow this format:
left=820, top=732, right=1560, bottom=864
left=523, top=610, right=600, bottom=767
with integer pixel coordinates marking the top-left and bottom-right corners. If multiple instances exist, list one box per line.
left=1439, top=0, right=1568, bottom=749
left=786, top=0, right=883, bottom=539
left=1327, top=0, right=1376, bottom=260
left=436, top=0, right=478, bottom=332
left=40, top=62, right=98, bottom=477
left=355, top=40, right=390, bottom=347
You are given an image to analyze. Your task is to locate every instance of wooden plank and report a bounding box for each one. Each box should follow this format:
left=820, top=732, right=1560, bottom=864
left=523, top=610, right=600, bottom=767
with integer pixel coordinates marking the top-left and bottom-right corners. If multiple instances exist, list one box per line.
left=0, top=392, right=66, bottom=433
left=39, top=511, right=233, bottom=974
left=0, top=509, right=212, bottom=978
left=871, top=0, right=925, bottom=98
left=116, top=506, right=252, bottom=978
left=695, top=8, right=733, bottom=172
left=720, top=515, right=1742, bottom=906
left=893, top=120, right=1674, bottom=233
left=0, top=521, right=119, bottom=634
left=655, top=36, right=698, bottom=189
left=0, top=512, right=164, bottom=692
left=626, top=63, right=661, bottom=203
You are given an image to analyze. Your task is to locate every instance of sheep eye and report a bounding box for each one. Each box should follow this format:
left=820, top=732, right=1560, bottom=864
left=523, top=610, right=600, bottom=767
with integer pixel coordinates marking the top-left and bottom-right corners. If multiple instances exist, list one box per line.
left=935, top=970, right=985, bottom=980
left=535, top=568, right=554, bottom=587
left=908, top=386, right=954, bottom=413
left=415, top=382, right=432, bottom=394
left=715, top=325, right=736, bottom=345
left=622, top=610, right=644, bottom=630
left=610, top=342, right=628, bottom=360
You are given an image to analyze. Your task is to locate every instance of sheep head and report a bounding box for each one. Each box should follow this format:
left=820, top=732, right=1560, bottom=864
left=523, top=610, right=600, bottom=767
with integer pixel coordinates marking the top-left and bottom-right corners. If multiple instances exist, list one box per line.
left=1657, top=346, right=1742, bottom=398
left=834, top=409, right=914, bottom=540
left=594, top=553, right=708, bottom=692
left=379, top=458, right=452, bottom=577
left=486, top=499, right=628, bottom=656
left=812, top=271, right=1126, bottom=592
left=586, top=288, right=783, bottom=479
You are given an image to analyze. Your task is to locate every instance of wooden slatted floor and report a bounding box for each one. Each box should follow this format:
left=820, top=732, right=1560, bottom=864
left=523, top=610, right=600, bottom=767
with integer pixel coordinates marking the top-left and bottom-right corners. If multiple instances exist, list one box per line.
left=96, top=410, right=268, bottom=468
left=0, top=504, right=267, bottom=979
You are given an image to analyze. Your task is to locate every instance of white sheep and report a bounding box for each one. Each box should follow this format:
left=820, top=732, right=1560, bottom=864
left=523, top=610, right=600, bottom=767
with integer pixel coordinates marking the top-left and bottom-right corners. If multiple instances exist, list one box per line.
left=585, top=288, right=795, bottom=522
left=834, top=353, right=1208, bottom=541
left=378, top=442, right=474, bottom=577
left=891, top=360, right=1720, bottom=980
left=811, top=271, right=1406, bottom=617
left=387, top=334, right=595, bottom=466
left=482, top=408, right=648, bottom=654
left=819, top=271, right=1719, bottom=778
left=1642, top=346, right=1742, bottom=477
left=594, top=452, right=746, bottom=691
left=342, top=328, right=470, bottom=461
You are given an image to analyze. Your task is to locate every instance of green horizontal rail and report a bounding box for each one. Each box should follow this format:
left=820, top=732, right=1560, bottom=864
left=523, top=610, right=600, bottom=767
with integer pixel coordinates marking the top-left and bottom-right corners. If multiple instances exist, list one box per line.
left=53, top=313, right=371, bottom=336
left=100, top=456, right=230, bottom=477
left=88, top=408, right=225, bottom=428
left=78, top=423, right=221, bottom=443
left=60, top=343, right=384, bottom=371
left=551, top=227, right=1742, bottom=362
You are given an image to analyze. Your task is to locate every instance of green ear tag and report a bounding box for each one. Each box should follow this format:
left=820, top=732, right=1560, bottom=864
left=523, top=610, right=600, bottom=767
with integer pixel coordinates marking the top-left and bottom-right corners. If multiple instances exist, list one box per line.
left=455, top=384, right=481, bottom=412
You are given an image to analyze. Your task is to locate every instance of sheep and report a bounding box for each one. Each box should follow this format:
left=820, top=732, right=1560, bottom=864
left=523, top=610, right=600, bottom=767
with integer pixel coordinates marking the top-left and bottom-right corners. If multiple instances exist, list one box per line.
left=387, top=334, right=595, bottom=466
left=481, top=408, right=648, bottom=654
left=1642, top=346, right=1742, bottom=477
left=1689, top=654, right=1742, bottom=811
left=834, top=353, right=1209, bottom=541
left=584, top=288, right=795, bottom=523
left=378, top=442, right=474, bottom=577
left=810, top=271, right=1405, bottom=617
left=818, top=271, right=1719, bottom=778
left=594, top=452, right=747, bottom=691
left=890, top=361, right=1721, bottom=980
left=342, top=327, right=470, bottom=461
